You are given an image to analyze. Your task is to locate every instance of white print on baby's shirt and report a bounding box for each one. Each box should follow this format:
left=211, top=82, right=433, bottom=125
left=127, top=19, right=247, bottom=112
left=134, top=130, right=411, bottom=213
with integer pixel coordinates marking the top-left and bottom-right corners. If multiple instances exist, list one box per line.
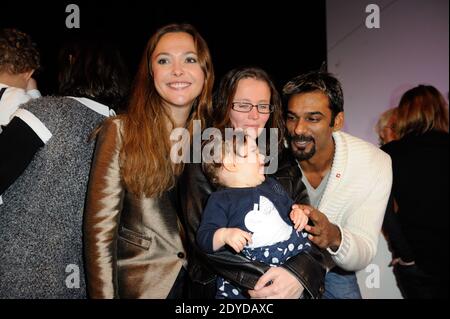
left=244, top=196, right=292, bottom=248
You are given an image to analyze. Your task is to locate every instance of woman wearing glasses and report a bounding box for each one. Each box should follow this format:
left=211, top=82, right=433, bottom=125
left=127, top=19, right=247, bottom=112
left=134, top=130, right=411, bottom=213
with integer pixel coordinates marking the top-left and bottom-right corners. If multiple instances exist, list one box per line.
left=178, top=67, right=329, bottom=299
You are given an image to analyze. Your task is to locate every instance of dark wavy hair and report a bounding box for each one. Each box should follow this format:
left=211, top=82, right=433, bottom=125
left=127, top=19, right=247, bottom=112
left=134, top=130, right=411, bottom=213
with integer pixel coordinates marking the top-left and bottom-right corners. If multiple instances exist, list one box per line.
left=57, top=37, right=130, bottom=111
left=202, top=131, right=250, bottom=188
left=0, top=28, right=40, bottom=74
left=283, top=70, right=344, bottom=126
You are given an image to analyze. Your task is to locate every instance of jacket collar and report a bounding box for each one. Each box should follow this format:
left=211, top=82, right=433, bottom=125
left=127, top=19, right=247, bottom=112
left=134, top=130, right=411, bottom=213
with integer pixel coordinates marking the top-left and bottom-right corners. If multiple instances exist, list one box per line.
left=68, top=97, right=116, bottom=117
left=275, top=147, right=301, bottom=179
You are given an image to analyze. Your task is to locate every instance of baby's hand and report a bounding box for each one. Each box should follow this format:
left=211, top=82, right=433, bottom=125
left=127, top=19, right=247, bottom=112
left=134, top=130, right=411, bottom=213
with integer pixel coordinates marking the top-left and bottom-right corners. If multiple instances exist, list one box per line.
left=223, top=228, right=253, bottom=253
left=290, top=206, right=309, bottom=231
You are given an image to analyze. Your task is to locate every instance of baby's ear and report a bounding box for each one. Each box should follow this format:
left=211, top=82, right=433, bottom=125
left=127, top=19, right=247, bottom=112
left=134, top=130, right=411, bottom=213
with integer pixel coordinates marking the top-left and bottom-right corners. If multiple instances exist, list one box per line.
left=221, top=151, right=238, bottom=172
left=23, top=69, right=35, bottom=81
left=333, top=112, right=345, bottom=131
left=222, top=157, right=238, bottom=172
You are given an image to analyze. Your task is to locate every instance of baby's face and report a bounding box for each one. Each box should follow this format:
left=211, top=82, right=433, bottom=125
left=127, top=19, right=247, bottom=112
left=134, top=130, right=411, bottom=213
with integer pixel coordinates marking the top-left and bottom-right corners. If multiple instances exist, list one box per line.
left=221, top=139, right=266, bottom=187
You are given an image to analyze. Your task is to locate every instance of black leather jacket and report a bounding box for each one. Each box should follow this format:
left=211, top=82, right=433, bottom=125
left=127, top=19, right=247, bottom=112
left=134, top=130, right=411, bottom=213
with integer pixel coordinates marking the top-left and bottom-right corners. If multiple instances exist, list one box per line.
left=177, top=149, right=333, bottom=299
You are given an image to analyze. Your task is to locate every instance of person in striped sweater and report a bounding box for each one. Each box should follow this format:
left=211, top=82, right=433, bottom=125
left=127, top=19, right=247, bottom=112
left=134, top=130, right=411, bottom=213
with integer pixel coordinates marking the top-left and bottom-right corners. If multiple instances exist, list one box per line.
left=0, top=28, right=41, bottom=130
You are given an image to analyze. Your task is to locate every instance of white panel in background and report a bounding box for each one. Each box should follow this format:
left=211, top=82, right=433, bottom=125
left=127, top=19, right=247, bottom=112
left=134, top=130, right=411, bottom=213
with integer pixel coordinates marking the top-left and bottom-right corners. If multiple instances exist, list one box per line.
left=326, top=0, right=449, bottom=298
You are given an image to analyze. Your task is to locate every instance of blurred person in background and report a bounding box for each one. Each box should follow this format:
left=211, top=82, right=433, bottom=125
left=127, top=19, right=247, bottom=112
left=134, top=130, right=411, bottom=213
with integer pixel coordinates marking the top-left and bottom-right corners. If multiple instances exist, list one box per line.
left=375, top=107, right=398, bottom=146
left=382, top=84, right=449, bottom=299
left=0, top=34, right=129, bottom=298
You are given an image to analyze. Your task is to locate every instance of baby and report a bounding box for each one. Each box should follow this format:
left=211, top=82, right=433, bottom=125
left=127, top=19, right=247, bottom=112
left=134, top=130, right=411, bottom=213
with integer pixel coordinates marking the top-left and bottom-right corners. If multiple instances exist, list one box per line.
left=197, top=132, right=311, bottom=299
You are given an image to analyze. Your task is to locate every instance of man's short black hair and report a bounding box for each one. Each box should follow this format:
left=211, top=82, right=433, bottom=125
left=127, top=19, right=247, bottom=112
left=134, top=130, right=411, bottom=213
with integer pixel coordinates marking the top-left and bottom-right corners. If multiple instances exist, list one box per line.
left=283, top=70, right=344, bottom=126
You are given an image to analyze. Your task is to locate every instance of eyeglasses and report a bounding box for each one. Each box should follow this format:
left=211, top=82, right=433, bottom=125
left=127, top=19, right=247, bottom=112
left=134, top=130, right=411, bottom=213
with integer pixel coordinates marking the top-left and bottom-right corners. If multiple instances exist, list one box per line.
left=231, top=102, right=274, bottom=114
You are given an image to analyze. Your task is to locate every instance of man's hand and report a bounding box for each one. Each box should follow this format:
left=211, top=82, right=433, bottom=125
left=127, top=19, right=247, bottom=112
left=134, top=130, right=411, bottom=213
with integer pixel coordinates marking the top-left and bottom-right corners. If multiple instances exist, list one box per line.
left=214, top=228, right=252, bottom=253
left=248, top=267, right=304, bottom=299
left=290, top=206, right=309, bottom=231
left=294, top=204, right=341, bottom=251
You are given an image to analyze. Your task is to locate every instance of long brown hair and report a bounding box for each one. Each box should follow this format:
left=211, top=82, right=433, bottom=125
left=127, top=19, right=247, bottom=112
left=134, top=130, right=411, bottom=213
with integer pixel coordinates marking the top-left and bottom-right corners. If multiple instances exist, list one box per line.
left=58, top=35, right=130, bottom=111
left=396, top=85, right=449, bottom=139
left=121, top=23, right=214, bottom=197
left=213, top=67, right=284, bottom=146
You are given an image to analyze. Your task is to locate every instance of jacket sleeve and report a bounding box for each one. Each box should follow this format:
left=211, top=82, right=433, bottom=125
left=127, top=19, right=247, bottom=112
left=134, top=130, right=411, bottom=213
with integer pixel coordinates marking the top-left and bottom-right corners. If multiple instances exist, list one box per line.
left=83, top=119, right=125, bottom=298
left=382, top=186, right=415, bottom=262
left=380, top=144, right=415, bottom=262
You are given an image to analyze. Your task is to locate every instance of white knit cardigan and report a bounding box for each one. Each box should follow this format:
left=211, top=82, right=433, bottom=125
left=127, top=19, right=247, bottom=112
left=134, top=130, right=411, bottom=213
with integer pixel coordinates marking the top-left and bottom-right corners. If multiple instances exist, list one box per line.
left=317, top=131, right=392, bottom=271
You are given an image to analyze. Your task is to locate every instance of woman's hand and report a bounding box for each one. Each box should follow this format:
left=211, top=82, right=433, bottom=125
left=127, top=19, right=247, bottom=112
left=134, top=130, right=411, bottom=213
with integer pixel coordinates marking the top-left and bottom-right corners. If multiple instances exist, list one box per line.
left=248, top=267, right=304, bottom=299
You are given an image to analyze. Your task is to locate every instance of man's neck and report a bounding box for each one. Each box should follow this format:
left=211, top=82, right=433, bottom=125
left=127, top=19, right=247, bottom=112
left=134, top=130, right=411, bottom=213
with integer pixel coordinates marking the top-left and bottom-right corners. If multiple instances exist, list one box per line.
left=298, top=138, right=335, bottom=185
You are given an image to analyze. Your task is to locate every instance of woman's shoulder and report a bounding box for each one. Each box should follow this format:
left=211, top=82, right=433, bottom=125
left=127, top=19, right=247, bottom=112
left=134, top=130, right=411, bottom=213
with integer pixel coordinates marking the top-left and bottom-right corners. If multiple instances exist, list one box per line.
left=92, top=116, right=126, bottom=148
left=99, top=116, right=124, bottom=133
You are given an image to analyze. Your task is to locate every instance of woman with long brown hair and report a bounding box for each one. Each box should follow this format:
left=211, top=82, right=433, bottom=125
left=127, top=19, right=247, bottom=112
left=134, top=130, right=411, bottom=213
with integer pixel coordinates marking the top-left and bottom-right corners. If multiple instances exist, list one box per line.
left=83, top=23, right=214, bottom=298
left=178, top=66, right=329, bottom=299
left=382, top=84, right=449, bottom=298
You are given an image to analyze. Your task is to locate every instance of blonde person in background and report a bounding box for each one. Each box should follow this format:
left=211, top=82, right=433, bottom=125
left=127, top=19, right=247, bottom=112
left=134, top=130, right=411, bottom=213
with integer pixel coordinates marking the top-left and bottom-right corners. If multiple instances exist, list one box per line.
left=375, top=107, right=398, bottom=146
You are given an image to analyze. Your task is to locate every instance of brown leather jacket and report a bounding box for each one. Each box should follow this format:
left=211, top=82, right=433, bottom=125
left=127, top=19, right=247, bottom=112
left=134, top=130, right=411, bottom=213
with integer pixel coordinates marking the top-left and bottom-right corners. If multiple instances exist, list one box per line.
left=177, top=148, right=332, bottom=299
left=83, top=119, right=186, bottom=298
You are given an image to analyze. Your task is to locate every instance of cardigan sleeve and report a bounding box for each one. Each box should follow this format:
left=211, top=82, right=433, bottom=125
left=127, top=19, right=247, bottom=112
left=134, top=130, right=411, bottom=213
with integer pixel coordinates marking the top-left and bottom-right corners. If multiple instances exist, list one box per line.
left=328, top=153, right=393, bottom=271
left=83, top=119, right=125, bottom=298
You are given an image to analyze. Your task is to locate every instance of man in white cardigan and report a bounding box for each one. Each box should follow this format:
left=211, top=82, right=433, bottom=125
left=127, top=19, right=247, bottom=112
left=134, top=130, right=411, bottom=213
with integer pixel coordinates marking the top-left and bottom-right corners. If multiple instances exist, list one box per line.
left=282, top=71, right=392, bottom=298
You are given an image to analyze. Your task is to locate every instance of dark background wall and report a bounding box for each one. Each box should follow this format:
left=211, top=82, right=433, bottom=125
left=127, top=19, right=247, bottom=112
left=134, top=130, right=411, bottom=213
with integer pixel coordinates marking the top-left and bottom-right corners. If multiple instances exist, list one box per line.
left=1, top=0, right=326, bottom=96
